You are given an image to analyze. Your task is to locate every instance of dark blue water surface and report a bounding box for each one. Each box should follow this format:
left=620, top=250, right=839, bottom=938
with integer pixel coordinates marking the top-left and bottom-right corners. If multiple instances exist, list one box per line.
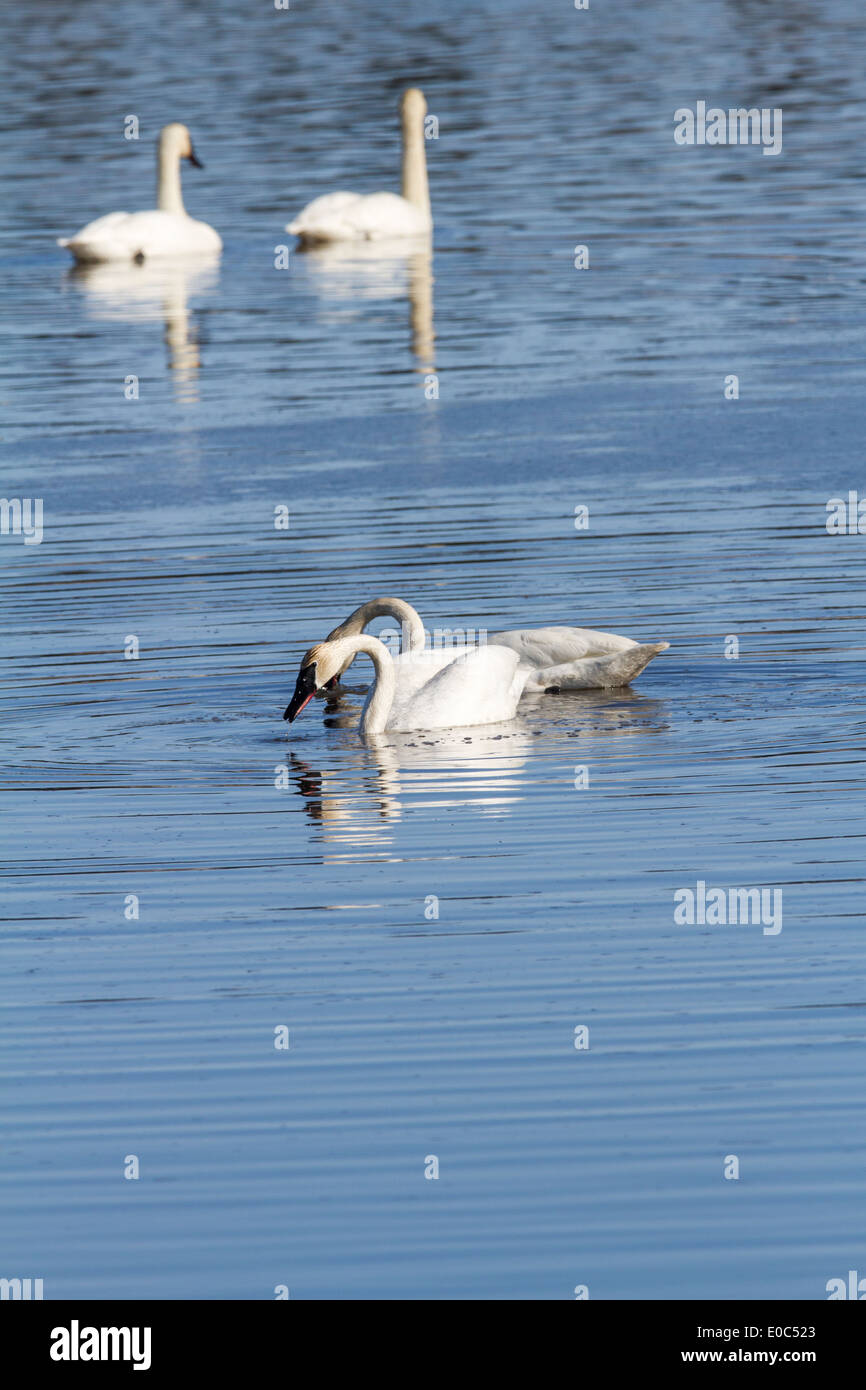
left=1, top=0, right=865, bottom=1299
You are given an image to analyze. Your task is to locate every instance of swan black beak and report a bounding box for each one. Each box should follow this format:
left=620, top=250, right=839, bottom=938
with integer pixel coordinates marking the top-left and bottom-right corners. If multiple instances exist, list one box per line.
left=284, top=664, right=319, bottom=723
left=188, top=146, right=204, bottom=169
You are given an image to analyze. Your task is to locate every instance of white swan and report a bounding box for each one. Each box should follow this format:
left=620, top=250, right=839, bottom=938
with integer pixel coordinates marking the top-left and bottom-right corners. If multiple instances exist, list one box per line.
left=58, top=123, right=222, bottom=264
left=287, top=89, right=432, bottom=244
left=284, top=633, right=528, bottom=736
left=321, top=597, right=669, bottom=691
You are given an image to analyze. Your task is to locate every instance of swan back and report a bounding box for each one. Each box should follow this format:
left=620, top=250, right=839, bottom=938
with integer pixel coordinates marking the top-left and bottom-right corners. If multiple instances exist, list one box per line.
left=382, top=644, right=526, bottom=733
left=491, top=626, right=639, bottom=666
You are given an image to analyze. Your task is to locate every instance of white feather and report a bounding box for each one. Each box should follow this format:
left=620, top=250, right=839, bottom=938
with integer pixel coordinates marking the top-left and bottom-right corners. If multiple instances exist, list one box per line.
left=368, top=644, right=527, bottom=733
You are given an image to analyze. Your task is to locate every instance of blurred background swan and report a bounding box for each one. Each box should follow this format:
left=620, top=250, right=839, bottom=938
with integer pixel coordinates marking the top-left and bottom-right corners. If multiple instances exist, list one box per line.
left=64, top=256, right=220, bottom=400
left=287, top=88, right=432, bottom=243
left=58, top=123, right=221, bottom=263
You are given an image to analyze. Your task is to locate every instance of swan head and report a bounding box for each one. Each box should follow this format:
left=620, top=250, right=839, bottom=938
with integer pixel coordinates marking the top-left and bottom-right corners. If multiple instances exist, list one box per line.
left=400, top=88, right=427, bottom=125
left=159, top=122, right=203, bottom=169
left=283, top=642, right=340, bottom=722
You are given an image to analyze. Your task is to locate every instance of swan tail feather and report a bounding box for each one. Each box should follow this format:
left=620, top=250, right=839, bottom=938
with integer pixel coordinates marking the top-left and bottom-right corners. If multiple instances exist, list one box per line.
left=537, top=641, right=670, bottom=691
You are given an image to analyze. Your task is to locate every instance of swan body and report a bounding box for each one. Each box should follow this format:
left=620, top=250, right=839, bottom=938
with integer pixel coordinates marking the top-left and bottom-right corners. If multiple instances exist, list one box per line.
left=59, top=210, right=221, bottom=263
left=285, top=634, right=527, bottom=736
left=288, top=190, right=429, bottom=242
left=58, top=124, right=221, bottom=264
left=323, top=598, right=669, bottom=691
left=287, top=89, right=432, bottom=244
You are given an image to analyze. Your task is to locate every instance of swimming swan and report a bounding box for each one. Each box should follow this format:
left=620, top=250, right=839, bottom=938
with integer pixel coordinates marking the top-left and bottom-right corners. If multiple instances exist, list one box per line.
left=58, top=123, right=222, bottom=264
left=287, top=89, right=432, bottom=244
left=322, top=597, right=670, bottom=691
left=284, top=634, right=528, bottom=735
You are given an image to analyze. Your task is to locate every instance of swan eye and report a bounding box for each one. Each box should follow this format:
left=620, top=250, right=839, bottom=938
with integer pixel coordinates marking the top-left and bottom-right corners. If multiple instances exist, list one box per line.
left=283, top=663, right=319, bottom=723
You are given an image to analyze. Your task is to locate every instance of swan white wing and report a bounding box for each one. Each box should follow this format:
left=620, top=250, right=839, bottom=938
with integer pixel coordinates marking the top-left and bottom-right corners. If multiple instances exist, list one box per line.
left=57, top=210, right=131, bottom=257
left=521, top=641, right=670, bottom=691
left=345, top=192, right=430, bottom=239
left=288, top=191, right=430, bottom=242
left=389, top=645, right=468, bottom=699
left=59, top=210, right=221, bottom=262
left=58, top=210, right=130, bottom=243
left=385, top=645, right=527, bottom=733
left=358, top=647, right=466, bottom=725
left=491, top=626, right=639, bottom=667
left=287, top=191, right=360, bottom=237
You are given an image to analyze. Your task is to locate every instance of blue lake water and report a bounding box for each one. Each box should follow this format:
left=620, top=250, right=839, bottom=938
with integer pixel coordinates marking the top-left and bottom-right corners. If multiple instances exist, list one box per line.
left=1, top=0, right=865, bottom=1299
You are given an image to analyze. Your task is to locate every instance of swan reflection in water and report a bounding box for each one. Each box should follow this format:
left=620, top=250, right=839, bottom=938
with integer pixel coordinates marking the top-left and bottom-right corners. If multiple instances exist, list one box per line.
left=296, top=236, right=434, bottom=369
left=65, top=255, right=220, bottom=401
left=288, top=717, right=532, bottom=850
left=287, top=686, right=669, bottom=852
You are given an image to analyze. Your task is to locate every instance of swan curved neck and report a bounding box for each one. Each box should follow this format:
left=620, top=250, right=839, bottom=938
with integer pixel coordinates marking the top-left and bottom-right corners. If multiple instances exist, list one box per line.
left=333, top=634, right=395, bottom=736
left=328, top=597, right=425, bottom=653
left=157, top=136, right=186, bottom=215
left=401, top=112, right=430, bottom=218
